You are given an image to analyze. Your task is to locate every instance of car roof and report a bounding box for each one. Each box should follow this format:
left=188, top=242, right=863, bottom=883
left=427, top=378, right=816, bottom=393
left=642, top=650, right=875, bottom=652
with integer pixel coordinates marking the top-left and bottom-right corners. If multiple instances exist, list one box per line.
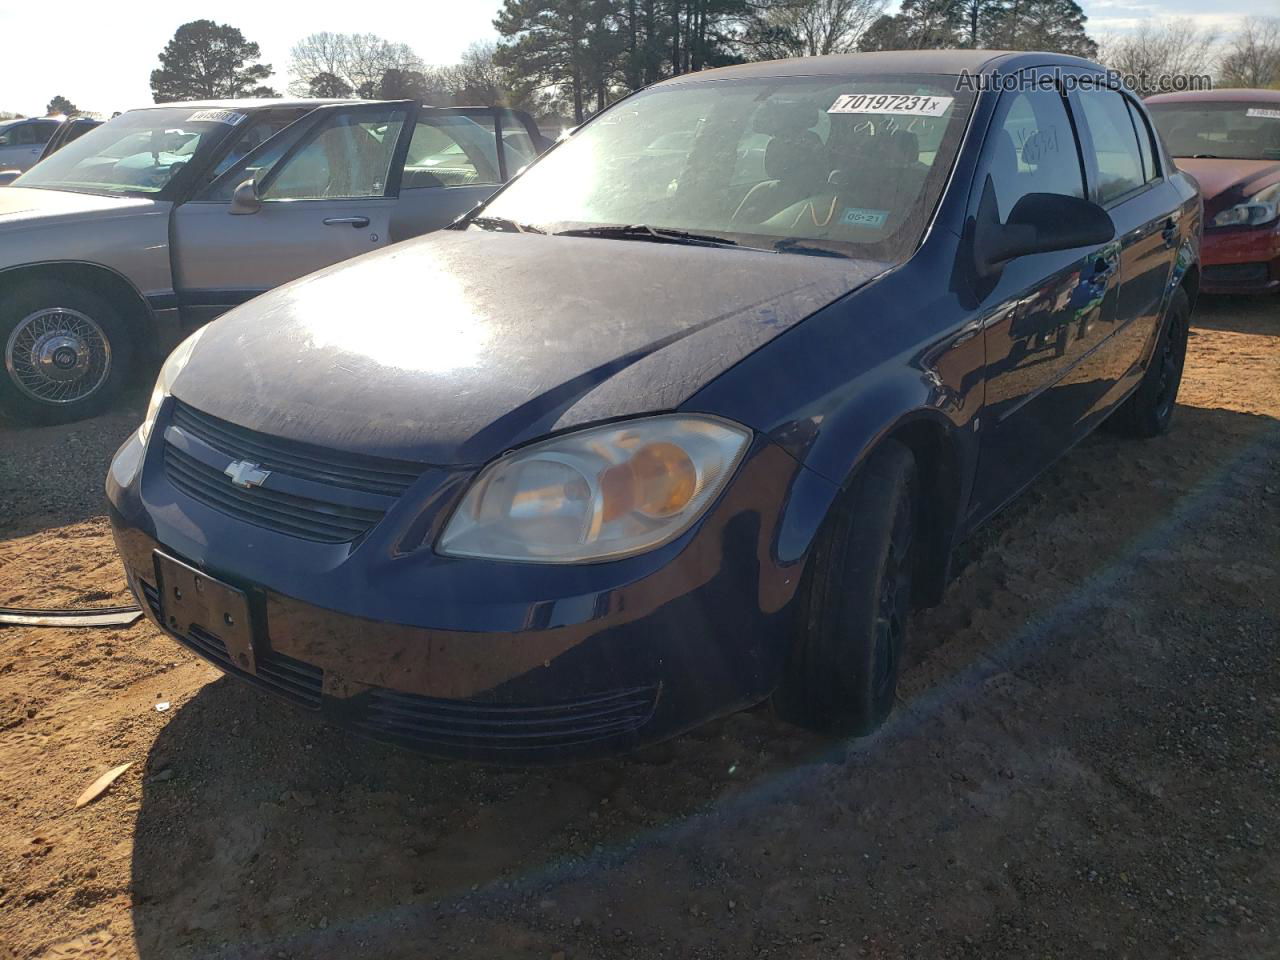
left=1146, top=88, right=1280, bottom=105
left=144, top=98, right=364, bottom=111
left=656, top=49, right=1104, bottom=84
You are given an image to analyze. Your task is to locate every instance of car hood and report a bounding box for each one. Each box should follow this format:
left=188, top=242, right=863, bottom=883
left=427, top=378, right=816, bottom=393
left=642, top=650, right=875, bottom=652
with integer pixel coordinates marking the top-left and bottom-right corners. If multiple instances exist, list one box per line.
left=0, top=186, right=159, bottom=227
left=1173, top=157, right=1280, bottom=205
left=170, top=229, right=887, bottom=464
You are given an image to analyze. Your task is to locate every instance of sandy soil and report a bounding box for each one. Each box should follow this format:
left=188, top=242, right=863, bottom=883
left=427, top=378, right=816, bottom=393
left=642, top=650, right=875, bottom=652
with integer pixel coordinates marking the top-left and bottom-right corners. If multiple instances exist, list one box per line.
left=0, top=296, right=1277, bottom=960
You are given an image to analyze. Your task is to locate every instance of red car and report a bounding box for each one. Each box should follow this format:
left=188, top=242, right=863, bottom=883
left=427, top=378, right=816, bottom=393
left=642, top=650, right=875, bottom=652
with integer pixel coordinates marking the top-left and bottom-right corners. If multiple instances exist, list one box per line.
left=1147, top=89, right=1280, bottom=294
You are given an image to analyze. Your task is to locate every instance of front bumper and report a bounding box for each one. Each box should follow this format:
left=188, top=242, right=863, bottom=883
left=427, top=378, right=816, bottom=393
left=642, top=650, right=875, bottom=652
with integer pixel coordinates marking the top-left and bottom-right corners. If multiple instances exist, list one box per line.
left=107, top=417, right=812, bottom=763
left=1200, top=222, right=1280, bottom=294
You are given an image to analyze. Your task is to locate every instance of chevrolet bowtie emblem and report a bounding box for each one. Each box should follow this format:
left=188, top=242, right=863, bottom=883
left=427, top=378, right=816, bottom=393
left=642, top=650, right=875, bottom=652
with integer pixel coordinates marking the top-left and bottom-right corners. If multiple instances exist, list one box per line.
left=224, top=460, right=271, bottom=489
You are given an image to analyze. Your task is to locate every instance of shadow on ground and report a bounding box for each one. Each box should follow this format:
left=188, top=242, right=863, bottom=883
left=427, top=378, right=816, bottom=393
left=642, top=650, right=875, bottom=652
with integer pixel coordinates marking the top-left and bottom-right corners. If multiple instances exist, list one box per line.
left=127, top=402, right=1280, bottom=960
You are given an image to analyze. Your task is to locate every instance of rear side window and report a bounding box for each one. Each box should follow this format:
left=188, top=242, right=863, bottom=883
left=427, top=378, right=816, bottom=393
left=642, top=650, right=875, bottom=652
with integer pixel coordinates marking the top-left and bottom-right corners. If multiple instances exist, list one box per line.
left=1127, top=99, right=1158, bottom=182
left=1074, top=89, right=1146, bottom=204
left=403, top=116, right=500, bottom=189
left=983, top=88, right=1085, bottom=221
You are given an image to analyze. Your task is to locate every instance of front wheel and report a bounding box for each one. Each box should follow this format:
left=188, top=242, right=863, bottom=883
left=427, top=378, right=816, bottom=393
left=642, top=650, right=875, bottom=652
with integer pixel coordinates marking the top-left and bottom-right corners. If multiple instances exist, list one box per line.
left=1106, top=286, right=1190, bottom=438
left=0, top=282, right=133, bottom=425
left=773, top=440, right=917, bottom=737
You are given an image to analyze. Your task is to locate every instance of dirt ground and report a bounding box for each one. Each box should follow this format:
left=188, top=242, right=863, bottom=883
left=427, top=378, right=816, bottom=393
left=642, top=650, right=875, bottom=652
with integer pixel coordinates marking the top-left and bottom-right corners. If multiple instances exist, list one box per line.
left=0, top=295, right=1277, bottom=960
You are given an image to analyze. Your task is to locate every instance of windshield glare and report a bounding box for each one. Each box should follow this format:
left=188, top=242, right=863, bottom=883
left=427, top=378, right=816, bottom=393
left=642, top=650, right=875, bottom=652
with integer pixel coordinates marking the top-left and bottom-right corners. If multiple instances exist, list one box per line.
left=1149, top=102, right=1280, bottom=161
left=480, top=75, right=973, bottom=261
left=12, top=108, right=240, bottom=196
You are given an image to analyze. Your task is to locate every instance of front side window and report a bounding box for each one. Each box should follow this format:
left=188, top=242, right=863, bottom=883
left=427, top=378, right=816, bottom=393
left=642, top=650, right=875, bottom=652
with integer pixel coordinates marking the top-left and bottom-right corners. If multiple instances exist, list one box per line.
left=11, top=108, right=237, bottom=196
left=1147, top=100, right=1280, bottom=161
left=1075, top=89, right=1146, bottom=204
left=204, top=108, right=312, bottom=184
left=982, top=87, right=1085, bottom=221
left=478, top=74, right=975, bottom=262
left=259, top=107, right=407, bottom=201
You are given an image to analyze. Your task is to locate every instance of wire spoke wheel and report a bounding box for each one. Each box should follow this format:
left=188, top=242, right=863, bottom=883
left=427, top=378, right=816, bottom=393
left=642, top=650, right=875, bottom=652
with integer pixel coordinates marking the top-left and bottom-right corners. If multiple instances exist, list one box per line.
left=4, top=307, right=112, bottom=405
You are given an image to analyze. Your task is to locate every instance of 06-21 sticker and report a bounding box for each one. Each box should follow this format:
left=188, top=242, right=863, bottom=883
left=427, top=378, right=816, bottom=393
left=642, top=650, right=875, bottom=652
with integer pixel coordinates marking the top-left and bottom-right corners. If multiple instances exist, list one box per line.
left=828, top=94, right=953, bottom=117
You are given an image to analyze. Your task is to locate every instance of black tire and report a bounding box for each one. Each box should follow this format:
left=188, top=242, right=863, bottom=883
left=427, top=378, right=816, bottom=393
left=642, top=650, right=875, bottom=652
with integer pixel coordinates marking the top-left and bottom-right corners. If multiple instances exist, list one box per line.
left=0, top=280, right=133, bottom=426
left=1106, top=286, right=1190, bottom=438
left=773, top=440, right=917, bottom=737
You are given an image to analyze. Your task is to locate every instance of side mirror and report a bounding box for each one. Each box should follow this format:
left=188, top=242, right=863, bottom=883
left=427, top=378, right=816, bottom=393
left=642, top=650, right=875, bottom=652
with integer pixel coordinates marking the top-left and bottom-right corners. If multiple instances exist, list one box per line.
left=974, top=180, right=1114, bottom=277
left=0, top=170, right=20, bottom=187
left=229, top=178, right=262, bottom=215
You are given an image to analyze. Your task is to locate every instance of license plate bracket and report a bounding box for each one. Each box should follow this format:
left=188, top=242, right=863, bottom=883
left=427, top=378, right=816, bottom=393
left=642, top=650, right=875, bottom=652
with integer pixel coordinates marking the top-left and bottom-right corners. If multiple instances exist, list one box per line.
left=154, top=551, right=256, bottom=674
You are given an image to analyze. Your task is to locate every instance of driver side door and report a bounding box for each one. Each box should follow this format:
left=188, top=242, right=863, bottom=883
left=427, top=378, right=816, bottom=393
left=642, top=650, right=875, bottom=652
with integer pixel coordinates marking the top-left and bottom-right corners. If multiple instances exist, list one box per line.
left=170, top=101, right=416, bottom=324
left=969, top=81, right=1123, bottom=524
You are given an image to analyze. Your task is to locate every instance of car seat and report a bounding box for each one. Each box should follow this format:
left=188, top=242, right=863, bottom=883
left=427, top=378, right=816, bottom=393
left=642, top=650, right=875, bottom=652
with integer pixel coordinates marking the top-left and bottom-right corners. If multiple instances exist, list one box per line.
left=731, top=103, right=829, bottom=225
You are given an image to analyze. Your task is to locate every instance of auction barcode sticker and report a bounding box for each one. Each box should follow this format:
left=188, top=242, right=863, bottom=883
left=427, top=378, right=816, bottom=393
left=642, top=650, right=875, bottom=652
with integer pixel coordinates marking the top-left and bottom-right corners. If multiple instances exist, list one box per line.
left=828, top=94, right=953, bottom=117
left=187, top=109, right=247, bottom=125
left=1246, top=107, right=1280, bottom=120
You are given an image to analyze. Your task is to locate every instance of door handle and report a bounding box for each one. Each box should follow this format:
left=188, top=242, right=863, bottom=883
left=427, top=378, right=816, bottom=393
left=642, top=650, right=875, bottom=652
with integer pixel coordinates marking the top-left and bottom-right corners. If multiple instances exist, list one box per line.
left=323, top=216, right=370, bottom=228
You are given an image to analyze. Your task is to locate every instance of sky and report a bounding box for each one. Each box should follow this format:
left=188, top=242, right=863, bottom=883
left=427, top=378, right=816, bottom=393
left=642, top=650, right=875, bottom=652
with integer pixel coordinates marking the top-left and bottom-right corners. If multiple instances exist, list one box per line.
left=0, top=0, right=1276, bottom=117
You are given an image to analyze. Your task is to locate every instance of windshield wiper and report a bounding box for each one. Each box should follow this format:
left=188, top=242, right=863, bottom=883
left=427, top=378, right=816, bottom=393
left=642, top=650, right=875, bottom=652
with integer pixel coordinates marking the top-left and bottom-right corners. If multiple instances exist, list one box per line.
left=772, top=238, right=854, bottom=259
left=554, top=224, right=741, bottom=249
left=467, top=215, right=546, bottom=234
left=1191, top=153, right=1222, bottom=159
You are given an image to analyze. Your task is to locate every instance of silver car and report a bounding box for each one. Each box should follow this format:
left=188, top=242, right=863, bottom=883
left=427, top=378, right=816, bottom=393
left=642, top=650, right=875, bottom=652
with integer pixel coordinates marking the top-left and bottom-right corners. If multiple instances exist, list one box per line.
left=0, top=98, right=544, bottom=424
left=0, top=117, right=62, bottom=174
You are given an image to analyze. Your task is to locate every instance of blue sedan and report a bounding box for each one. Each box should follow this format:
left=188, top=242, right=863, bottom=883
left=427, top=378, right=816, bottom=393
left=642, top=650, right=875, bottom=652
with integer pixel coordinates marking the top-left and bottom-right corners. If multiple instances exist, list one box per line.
left=107, top=50, right=1201, bottom=762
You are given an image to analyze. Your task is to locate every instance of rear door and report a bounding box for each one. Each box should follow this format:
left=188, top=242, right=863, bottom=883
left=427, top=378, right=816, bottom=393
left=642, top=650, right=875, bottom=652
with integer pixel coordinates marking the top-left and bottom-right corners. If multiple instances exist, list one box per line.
left=387, top=107, right=548, bottom=242
left=388, top=109, right=507, bottom=242
left=1068, top=87, right=1180, bottom=390
left=170, top=101, right=416, bottom=321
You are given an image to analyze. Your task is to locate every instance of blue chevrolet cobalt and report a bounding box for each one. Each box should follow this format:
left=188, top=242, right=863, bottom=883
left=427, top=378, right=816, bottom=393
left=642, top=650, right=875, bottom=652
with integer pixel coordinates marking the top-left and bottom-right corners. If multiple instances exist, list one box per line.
left=108, top=51, right=1201, bottom=762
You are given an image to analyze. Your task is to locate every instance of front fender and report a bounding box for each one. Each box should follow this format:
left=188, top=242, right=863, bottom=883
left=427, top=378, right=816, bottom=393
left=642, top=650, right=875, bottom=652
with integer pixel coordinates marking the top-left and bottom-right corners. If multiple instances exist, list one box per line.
left=686, top=237, right=985, bottom=569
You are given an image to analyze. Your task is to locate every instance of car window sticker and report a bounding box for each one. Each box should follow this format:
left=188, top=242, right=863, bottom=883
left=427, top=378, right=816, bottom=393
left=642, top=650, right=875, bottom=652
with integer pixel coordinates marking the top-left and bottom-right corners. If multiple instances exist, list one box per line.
left=840, top=208, right=890, bottom=228
left=187, top=110, right=248, bottom=126
left=829, top=94, right=953, bottom=117
left=1245, top=108, right=1280, bottom=120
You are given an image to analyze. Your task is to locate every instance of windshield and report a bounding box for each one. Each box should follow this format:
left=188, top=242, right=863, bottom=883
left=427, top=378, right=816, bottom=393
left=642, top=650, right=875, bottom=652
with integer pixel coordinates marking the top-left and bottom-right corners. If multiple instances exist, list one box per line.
left=12, top=107, right=243, bottom=196
left=1148, top=101, right=1280, bottom=161
left=478, top=75, right=974, bottom=261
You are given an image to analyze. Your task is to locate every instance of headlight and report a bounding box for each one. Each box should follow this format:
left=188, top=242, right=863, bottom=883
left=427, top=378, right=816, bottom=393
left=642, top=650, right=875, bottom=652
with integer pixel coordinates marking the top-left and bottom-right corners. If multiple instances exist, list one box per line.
left=1212, top=183, right=1280, bottom=228
left=438, top=415, right=751, bottom=563
left=137, top=327, right=205, bottom=446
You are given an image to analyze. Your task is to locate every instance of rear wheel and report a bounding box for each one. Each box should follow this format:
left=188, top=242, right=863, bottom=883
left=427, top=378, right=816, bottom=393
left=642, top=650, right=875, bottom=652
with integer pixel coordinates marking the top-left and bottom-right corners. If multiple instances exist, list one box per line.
left=0, top=282, right=133, bottom=425
left=1106, top=286, right=1190, bottom=438
left=773, top=440, right=916, bottom=737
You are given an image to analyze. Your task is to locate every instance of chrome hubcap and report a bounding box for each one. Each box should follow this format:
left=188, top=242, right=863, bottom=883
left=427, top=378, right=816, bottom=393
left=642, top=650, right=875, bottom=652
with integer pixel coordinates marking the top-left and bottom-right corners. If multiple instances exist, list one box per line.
left=5, top=307, right=111, bottom=404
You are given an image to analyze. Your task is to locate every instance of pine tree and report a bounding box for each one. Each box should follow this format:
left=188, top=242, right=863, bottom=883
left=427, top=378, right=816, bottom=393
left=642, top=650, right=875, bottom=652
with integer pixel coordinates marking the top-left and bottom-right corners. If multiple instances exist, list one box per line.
left=983, top=0, right=1097, bottom=57
left=150, top=20, right=275, bottom=102
left=858, top=0, right=963, bottom=50
left=495, top=0, right=621, bottom=123
left=46, top=95, right=80, bottom=117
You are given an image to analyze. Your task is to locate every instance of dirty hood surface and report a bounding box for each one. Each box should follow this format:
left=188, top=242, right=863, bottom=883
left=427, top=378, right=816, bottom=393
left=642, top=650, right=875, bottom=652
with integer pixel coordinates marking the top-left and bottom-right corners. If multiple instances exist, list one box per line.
left=171, top=229, right=886, bottom=464
left=0, top=185, right=158, bottom=227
